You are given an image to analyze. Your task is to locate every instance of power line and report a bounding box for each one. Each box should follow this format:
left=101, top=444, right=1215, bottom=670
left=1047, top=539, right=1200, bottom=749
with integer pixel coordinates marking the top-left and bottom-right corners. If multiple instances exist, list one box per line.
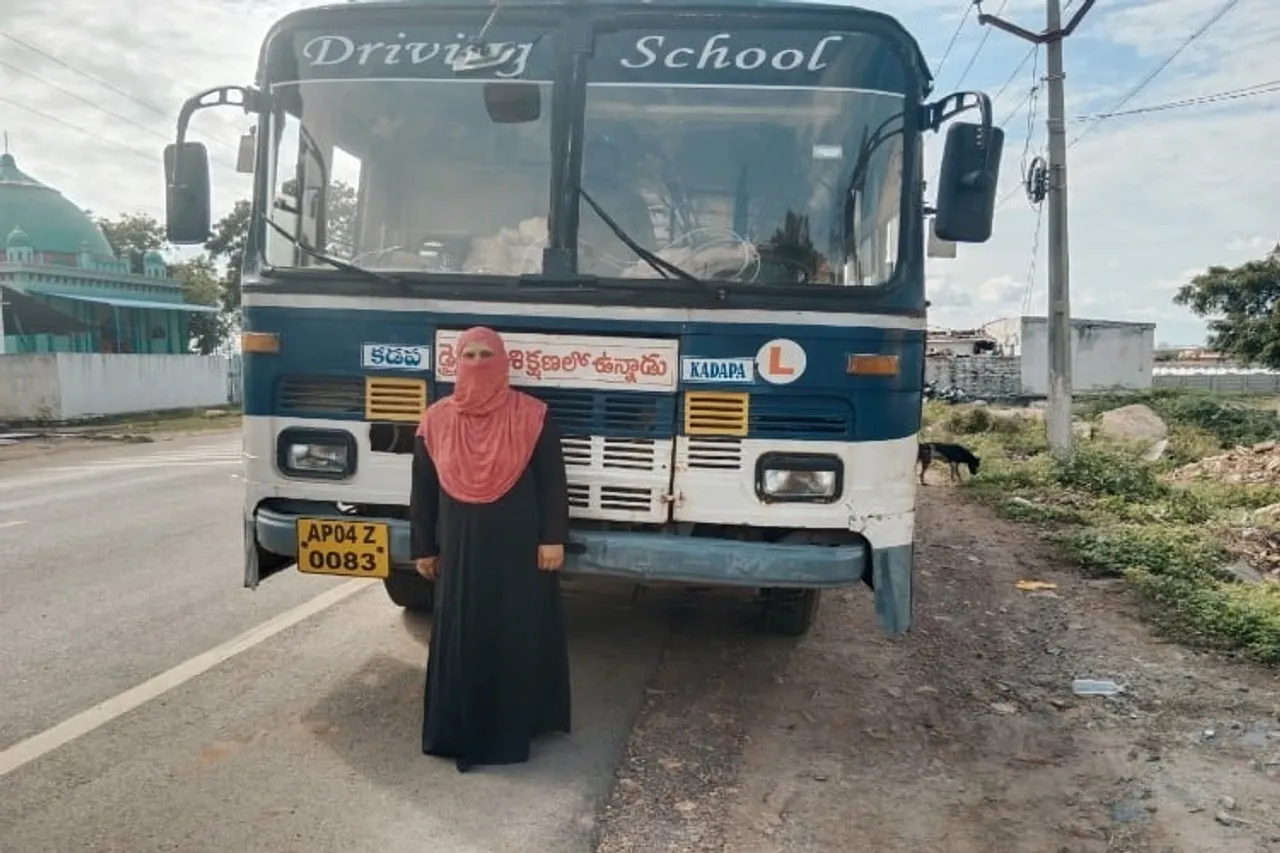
left=995, top=1, right=1249, bottom=213
left=0, top=29, right=239, bottom=156
left=991, top=45, right=1037, bottom=105
left=1072, top=79, right=1280, bottom=121
left=0, top=58, right=240, bottom=174
left=954, top=0, right=1010, bottom=91
left=1020, top=201, right=1046, bottom=316
left=0, top=58, right=170, bottom=142
left=0, top=95, right=243, bottom=200
left=0, top=30, right=172, bottom=119
left=1069, top=0, right=1242, bottom=148
left=1017, top=50, right=1043, bottom=172
left=990, top=48, right=1044, bottom=214
left=1000, top=46, right=1041, bottom=129
left=933, top=2, right=976, bottom=78
left=0, top=95, right=159, bottom=167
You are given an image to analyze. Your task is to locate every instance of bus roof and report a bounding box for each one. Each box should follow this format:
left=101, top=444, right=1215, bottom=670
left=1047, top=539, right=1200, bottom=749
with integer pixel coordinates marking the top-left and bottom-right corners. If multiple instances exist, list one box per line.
left=264, top=0, right=932, bottom=86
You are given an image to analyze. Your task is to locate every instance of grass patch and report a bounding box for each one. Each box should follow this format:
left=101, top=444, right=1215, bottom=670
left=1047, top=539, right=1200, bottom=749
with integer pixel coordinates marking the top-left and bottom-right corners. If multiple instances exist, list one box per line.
left=1076, top=388, right=1280, bottom=449
left=932, top=391, right=1280, bottom=664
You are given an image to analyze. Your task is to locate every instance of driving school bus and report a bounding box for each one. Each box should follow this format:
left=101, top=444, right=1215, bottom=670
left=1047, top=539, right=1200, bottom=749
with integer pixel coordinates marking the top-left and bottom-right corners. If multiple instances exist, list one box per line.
left=162, top=0, right=1002, bottom=636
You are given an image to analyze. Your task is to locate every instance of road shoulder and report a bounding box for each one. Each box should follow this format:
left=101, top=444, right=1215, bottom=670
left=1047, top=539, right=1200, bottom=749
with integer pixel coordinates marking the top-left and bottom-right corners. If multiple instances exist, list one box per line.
left=594, top=487, right=1280, bottom=852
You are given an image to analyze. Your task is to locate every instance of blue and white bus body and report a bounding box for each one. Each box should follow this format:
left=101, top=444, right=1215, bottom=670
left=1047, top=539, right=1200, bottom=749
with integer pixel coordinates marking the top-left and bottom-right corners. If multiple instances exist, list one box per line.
left=161, top=0, right=1002, bottom=639
left=240, top=293, right=921, bottom=634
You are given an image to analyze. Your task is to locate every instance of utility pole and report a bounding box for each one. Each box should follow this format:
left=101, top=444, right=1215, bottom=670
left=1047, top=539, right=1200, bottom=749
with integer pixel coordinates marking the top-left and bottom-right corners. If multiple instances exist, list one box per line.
left=978, top=0, right=1095, bottom=454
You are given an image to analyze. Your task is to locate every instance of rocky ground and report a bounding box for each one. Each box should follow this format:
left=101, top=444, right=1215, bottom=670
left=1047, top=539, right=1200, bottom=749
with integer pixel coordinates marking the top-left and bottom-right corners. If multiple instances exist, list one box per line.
left=593, top=484, right=1280, bottom=853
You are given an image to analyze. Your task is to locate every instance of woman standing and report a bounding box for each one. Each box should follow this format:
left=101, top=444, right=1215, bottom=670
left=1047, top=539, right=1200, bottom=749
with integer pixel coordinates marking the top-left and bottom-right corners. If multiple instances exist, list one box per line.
left=410, top=326, right=572, bottom=773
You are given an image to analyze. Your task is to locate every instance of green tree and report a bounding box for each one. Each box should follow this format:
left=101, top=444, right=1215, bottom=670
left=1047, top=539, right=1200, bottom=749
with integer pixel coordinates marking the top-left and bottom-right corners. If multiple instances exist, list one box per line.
left=169, top=256, right=228, bottom=354
left=1174, top=245, right=1280, bottom=368
left=96, top=212, right=165, bottom=274
left=326, top=180, right=359, bottom=258
left=204, top=180, right=359, bottom=311
left=204, top=199, right=253, bottom=313
left=95, top=211, right=234, bottom=352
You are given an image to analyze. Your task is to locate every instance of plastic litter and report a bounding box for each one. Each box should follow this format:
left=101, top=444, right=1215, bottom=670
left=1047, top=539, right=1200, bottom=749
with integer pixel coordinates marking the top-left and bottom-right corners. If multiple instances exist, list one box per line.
left=1072, top=679, right=1125, bottom=697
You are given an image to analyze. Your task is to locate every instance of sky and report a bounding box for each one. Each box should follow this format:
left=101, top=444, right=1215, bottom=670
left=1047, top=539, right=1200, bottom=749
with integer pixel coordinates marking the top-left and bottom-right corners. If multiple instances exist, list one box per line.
left=1, top=0, right=1277, bottom=346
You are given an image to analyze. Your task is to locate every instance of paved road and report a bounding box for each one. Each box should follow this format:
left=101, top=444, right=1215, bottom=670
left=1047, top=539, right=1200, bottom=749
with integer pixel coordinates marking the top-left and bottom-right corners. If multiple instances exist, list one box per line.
left=0, top=432, right=668, bottom=852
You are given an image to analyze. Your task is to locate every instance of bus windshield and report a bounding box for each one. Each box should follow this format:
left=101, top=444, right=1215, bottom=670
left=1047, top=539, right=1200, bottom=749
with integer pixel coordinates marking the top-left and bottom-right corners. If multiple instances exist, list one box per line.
left=259, top=19, right=911, bottom=287
left=263, top=76, right=554, bottom=274
left=580, top=28, right=909, bottom=287
left=261, top=19, right=556, bottom=275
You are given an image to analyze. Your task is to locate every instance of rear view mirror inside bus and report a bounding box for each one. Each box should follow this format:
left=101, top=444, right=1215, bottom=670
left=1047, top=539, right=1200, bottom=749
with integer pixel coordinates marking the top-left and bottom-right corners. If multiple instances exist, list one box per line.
left=934, top=122, right=1004, bottom=244
left=483, top=82, right=541, bottom=124
left=164, top=141, right=213, bottom=245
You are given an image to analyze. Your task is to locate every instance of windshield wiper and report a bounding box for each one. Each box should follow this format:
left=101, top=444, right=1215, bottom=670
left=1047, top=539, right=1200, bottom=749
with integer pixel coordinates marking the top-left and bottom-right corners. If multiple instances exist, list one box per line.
left=576, top=187, right=702, bottom=284
left=262, top=215, right=402, bottom=286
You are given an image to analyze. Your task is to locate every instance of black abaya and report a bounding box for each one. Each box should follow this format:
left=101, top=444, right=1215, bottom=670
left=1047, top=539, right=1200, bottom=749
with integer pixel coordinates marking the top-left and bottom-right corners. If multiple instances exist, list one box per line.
left=409, top=415, right=572, bottom=768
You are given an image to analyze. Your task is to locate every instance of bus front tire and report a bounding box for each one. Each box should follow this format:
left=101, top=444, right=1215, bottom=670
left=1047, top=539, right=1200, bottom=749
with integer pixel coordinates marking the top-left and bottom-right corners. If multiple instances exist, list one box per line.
left=760, top=588, right=820, bottom=637
left=383, top=571, right=435, bottom=613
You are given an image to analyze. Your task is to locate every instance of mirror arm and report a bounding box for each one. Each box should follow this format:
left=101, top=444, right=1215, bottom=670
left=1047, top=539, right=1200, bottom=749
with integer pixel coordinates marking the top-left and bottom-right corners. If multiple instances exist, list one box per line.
left=922, top=91, right=993, bottom=134
left=174, top=86, right=266, bottom=147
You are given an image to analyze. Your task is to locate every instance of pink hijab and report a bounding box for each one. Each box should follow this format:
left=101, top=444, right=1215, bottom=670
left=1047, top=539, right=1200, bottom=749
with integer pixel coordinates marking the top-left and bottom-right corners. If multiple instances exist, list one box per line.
left=416, top=327, right=548, bottom=504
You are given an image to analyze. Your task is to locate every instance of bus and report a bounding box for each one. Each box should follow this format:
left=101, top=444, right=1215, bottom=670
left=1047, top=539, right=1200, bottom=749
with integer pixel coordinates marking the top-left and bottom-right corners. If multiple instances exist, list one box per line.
left=163, top=0, right=1002, bottom=637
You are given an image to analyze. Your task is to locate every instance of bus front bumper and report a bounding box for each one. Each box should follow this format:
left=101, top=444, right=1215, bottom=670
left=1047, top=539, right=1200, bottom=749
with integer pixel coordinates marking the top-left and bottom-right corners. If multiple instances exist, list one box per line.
left=253, top=505, right=913, bottom=636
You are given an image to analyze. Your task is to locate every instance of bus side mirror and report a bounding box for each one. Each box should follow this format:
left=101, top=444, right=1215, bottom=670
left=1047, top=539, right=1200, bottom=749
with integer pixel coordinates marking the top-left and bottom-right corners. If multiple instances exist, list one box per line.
left=164, top=141, right=212, bottom=244
left=483, top=82, right=541, bottom=124
left=934, top=122, right=1003, bottom=243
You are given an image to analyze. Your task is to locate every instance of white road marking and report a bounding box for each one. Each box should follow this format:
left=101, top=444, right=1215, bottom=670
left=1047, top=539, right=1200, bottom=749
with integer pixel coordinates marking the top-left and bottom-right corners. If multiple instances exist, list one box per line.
left=0, top=579, right=369, bottom=779
left=0, top=520, right=28, bottom=530
left=52, top=445, right=243, bottom=473
left=0, top=470, right=232, bottom=514
left=0, top=442, right=243, bottom=493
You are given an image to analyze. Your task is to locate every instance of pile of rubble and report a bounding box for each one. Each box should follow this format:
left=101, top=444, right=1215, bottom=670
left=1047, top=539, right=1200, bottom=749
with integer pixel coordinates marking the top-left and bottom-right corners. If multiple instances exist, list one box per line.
left=1169, top=441, right=1280, bottom=485
left=1223, top=522, right=1280, bottom=583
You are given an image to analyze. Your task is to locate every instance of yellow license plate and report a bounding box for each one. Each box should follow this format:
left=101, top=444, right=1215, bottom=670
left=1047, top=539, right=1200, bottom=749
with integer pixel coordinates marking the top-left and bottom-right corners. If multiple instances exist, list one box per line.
left=296, top=518, right=391, bottom=579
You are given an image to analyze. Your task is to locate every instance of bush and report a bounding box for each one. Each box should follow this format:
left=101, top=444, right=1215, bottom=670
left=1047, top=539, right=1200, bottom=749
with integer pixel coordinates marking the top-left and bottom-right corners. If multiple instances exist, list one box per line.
left=1053, top=524, right=1225, bottom=581
left=1185, top=482, right=1280, bottom=512
left=1092, top=490, right=1214, bottom=525
left=1127, top=571, right=1280, bottom=664
left=1164, top=424, right=1226, bottom=467
left=1078, top=389, right=1280, bottom=449
left=971, top=454, right=1054, bottom=489
left=945, top=394, right=1280, bottom=665
left=996, top=496, right=1089, bottom=525
left=1050, top=446, right=1169, bottom=501
left=943, top=406, right=1026, bottom=436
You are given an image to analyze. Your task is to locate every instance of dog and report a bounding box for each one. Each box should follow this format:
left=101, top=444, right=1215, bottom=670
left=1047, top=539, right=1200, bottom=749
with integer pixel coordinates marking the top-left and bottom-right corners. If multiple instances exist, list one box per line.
left=917, top=441, right=980, bottom=485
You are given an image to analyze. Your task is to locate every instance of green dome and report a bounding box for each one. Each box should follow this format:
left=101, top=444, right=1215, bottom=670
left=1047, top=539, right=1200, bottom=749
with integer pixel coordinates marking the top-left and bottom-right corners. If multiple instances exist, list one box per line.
left=6, top=225, right=31, bottom=248
left=0, top=152, right=115, bottom=258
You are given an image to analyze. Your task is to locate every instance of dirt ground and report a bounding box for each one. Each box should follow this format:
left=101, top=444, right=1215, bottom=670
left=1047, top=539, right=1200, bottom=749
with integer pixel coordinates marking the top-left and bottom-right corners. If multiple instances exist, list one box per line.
left=593, top=485, right=1280, bottom=853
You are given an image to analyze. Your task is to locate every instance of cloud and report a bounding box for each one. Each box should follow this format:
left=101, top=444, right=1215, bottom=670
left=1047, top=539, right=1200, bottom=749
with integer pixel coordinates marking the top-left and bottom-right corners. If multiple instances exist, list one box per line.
left=2, top=0, right=1276, bottom=345
left=905, top=0, right=1280, bottom=344
left=2, top=1, right=312, bottom=224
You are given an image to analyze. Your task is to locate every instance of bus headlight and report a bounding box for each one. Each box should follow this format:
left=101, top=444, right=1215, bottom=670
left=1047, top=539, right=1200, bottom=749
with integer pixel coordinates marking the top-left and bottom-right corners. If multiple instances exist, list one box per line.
left=277, top=428, right=357, bottom=479
left=755, top=453, right=842, bottom=503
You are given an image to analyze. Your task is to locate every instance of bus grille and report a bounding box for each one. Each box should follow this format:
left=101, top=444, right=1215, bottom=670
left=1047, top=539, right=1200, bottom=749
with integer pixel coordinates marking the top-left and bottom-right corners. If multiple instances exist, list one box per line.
left=682, top=391, right=749, bottom=437
left=561, top=435, right=658, bottom=471
left=750, top=395, right=853, bottom=438
left=683, top=437, right=744, bottom=471
left=365, top=377, right=427, bottom=422
left=532, top=388, right=673, bottom=437
left=559, top=433, right=671, bottom=523
left=433, top=386, right=675, bottom=437
left=277, top=375, right=364, bottom=416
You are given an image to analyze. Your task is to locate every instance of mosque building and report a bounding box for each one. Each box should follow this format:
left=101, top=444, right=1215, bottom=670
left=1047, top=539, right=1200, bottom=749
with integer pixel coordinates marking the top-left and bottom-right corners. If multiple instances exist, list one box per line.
left=0, top=144, right=217, bottom=355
